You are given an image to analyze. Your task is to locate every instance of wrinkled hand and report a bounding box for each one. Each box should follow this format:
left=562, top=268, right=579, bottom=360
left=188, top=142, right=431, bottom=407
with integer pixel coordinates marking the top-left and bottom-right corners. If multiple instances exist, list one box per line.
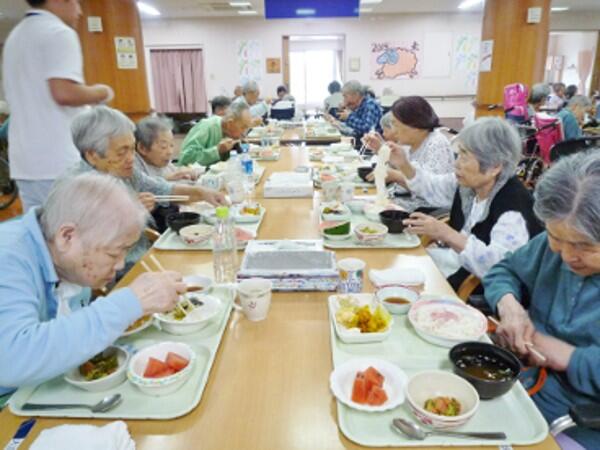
left=129, top=271, right=186, bottom=315
left=338, top=109, right=350, bottom=121
left=495, top=294, right=536, bottom=355
left=528, top=332, right=575, bottom=371
left=138, top=192, right=156, bottom=211
left=201, top=188, right=229, bottom=206
left=167, top=168, right=198, bottom=182
left=218, top=138, right=236, bottom=154
left=362, top=132, right=383, bottom=152
left=402, top=212, right=449, bottom=240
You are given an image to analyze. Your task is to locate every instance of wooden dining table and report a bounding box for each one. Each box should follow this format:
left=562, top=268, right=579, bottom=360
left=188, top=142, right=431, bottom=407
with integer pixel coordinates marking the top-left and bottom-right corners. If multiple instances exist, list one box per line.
left=0, top=144, right=558, bottom=450
left=246, top=126, right=342, bottom=145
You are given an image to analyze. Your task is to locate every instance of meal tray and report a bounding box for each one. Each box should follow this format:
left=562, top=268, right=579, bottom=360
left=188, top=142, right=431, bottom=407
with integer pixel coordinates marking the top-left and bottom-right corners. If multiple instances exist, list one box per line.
left=8, top=287, right=235, bottom=420
left=328, top=309, right=549, bottom=447
left=153, top=212, right=264, bottom=251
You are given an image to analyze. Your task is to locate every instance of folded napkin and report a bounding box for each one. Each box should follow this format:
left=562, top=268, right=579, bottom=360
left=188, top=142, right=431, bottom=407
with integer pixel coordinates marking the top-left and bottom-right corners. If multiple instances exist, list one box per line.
left=30, top=421, right=135, bottom=450
left=369, top=268, right=426, bottom=290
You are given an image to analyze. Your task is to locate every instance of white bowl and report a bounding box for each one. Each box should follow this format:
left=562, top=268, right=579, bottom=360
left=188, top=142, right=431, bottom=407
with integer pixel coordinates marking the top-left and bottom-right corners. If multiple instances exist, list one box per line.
left=329, top=294, right=393, bottom=344
left=354, top=222, right=388, bottom=244
left=330, top=358, right=408, bottom=412
left=235, top=203, right=264, bottom=223
left=345, top=199, right=366, bottom=214
left=128, top=342, right=196, bottom=396
left=321, top=204, right=352, bottom=222
left=121, top=315, right=154, bottom=337
left=376, top=287, right=419, bottom=315
left=179, top=224, right=213, bottom=245
left=154, top=294, right=222, bottom=335
left=329, top=142, right=353, bottom=153
left=320, top=221, right=351, bottom=241
left=406, top=370, right=480, bottom=429
left=181, top=201, right=215, bottom=216
left=184, top=274, right=213, bottom=294
left=64, top=346, right=129, bottom=392
left=408, top=299, right=487, bottom=348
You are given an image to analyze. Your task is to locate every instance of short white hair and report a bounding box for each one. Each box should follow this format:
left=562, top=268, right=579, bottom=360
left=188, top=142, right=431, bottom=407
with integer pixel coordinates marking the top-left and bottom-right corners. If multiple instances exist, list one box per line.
left=40, top=172, right=148, bottom=247
left=72, top=106, right=135, bottom=158
left=225, top=101, right=250, bottom=121
left=242, top=81, right=259, bottom=94
left=342, top=80, right=363, bottom=96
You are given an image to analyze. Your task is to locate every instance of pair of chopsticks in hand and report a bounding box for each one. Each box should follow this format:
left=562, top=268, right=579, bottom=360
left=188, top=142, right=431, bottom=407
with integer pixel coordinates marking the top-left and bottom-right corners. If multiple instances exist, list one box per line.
left=487, top=316, right=547, bottom=362
left=140, top=254, right=194, bottom=317
left=154, top=195, right=190, bottom=203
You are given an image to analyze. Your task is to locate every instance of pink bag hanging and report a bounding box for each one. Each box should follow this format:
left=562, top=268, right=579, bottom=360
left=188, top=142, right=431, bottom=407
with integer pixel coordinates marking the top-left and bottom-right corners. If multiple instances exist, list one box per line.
left=533, top=113, right=564, bottom=163
left=504, top=83, right=530, bottom=123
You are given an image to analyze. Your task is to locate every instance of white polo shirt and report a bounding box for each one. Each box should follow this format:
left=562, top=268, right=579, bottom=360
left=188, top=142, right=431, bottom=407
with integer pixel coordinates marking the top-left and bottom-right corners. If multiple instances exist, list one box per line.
left=3, top=9, right=84, bottom=180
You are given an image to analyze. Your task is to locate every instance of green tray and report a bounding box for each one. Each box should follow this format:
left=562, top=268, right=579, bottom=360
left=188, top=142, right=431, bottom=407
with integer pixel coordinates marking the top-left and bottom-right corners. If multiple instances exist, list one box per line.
left=9, top=287, right=234, bottom=420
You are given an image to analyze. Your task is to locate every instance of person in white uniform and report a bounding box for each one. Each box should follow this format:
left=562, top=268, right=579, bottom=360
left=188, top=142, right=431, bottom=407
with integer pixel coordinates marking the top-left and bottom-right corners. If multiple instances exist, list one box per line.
left=3, top=0, right=113, bottom=212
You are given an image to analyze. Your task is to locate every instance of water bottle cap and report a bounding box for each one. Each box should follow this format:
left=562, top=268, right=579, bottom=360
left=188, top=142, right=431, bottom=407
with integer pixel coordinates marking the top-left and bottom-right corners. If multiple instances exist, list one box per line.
left=215, top=206, right=229, bottom=219
left=230, top=150, right=238, bottom=157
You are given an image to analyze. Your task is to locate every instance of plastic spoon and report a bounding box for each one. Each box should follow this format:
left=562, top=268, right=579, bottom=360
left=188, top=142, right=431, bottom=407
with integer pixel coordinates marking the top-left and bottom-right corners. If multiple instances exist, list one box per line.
left=392, top=418, right=506, bottom=440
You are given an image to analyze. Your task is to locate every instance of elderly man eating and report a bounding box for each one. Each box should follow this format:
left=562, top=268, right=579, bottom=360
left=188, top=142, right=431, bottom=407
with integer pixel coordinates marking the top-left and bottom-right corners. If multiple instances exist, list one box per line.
left=68, top=105, right=226, bottom=211
left=178, top=101, right=253, bottom=167
left=327, top=80, right=382, bottom=142
left=232, top=80, right=269, bottom=125
left=0, top=172, right=185, bottom=395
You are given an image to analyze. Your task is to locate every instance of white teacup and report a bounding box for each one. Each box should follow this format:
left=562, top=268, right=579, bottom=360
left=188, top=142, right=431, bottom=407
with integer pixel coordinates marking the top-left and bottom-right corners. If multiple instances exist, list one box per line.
left=234, top=278, right=273, bottom=321
left=226, top=180, right=245, bottom=204
left=322, top=180, right=340, bottom=202
left=339, top=182, right=355, bottom=203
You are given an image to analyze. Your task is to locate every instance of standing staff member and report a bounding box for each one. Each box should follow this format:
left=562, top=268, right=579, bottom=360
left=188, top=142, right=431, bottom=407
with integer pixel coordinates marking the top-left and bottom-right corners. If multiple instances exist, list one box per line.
left=3, top=0, right=113, bottom=212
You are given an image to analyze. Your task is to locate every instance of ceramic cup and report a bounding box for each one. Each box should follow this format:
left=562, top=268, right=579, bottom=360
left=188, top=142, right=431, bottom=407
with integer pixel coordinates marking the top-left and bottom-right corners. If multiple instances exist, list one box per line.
left=322, top=180, right=340, bottom=202
left=339, top=182, right=355, bottom=203
left=234, top=278, right=273, bottom=321
left=337, top=258, right=366, bottom=293
left=201, top=173, right=223, bottom=191
left=226, top=180, right=245, bottom=204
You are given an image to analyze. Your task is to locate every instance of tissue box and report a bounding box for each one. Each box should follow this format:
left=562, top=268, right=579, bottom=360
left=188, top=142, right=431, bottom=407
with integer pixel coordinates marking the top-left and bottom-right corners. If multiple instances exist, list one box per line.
left=263, top=172, right=314, bottom=198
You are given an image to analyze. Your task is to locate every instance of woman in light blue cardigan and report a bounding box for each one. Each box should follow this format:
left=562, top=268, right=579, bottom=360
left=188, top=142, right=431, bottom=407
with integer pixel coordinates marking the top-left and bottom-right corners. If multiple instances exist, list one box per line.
left=483, top=150, right=600, bottom=448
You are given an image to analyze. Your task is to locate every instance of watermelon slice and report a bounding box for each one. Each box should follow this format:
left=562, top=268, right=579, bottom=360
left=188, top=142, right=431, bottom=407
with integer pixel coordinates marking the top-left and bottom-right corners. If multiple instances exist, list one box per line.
left=366, top=385, right=388, bottom=406
left=364, top=366, right=384, bottom=391
left=166, top=352, right=189, bottom=371
left=143, top=357, right=169, bottom=378
left=351, top=371, right=368, bottom=404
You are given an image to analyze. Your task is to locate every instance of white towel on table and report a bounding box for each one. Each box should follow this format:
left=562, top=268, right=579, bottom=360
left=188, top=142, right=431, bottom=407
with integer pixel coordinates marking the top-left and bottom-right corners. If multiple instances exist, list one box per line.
left=30, top=421, right=135, bottom=450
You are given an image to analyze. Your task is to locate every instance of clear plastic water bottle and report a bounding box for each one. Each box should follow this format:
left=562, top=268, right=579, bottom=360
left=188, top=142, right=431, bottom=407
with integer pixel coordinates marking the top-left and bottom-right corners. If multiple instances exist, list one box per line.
left=226, top=150, right=241, bottom=183
left=212, top=206, right=237, bottom=284
left=241, top=152, right=254, bottom=199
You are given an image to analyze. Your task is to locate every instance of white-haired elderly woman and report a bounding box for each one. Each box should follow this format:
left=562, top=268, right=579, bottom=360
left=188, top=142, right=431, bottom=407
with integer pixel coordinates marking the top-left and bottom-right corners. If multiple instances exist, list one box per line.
left=388, top=117, right=544, bottom=290
left=68, top=105, right=226, bottom=212
left=557, top=95, right=592, bottom=141
left=483, top=151, right=600, bottom=449
left=134, top=116, right=198, bottom=182
left=0, top=172, right=184, bottom=397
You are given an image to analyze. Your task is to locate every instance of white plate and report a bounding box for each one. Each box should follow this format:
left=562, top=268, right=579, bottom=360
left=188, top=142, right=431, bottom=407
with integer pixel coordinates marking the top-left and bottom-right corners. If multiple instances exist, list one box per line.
left=183, top=275, right=213, bottom=293
left=330, top=358, right=407, bottom=412
left=408, top=299, right=487, bottom=348
left=233, top=205, right=265, bottom=223
left=328, top=294, right=393, bottom=344
left=121, top=315, right=154, bottom=337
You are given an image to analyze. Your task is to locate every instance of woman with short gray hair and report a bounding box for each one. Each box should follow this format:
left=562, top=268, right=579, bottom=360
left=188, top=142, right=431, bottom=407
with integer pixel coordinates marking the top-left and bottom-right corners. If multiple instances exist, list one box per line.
left=388, top=117, right=543, bottom=289
left=134, top=116, right=199, bottom=182
left=483, top=150, right=600, bottom=449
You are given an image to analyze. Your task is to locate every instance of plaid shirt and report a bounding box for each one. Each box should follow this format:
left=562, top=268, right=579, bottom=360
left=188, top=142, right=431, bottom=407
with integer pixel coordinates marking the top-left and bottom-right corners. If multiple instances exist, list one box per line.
left=344, top=96, right=382, bottom=138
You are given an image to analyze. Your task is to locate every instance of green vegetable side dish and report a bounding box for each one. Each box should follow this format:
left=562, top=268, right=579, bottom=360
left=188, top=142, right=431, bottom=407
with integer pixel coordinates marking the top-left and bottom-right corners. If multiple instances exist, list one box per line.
left=360, top=226, right=379, bottom=234
left=79, top=351, right=119, bottom=381
left=323, top=222, right=351, bottom=235
left=424, top=396, right=462, bottom=417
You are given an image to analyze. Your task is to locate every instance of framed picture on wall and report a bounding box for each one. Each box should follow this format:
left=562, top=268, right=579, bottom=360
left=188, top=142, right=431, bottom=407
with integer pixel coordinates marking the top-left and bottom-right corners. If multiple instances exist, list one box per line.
left=349, top=57, right=360, bottom=72
left=266, top=58, right=281, bottom=73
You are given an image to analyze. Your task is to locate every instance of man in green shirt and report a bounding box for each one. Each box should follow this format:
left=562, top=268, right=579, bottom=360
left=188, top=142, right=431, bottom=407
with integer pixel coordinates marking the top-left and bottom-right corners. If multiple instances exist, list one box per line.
left=178, top=101, right=252, bottom=166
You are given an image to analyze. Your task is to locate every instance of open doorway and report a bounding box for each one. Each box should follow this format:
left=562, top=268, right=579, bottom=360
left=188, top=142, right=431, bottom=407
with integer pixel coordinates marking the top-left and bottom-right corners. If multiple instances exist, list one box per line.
left=284, top=35, right=344, bottom=110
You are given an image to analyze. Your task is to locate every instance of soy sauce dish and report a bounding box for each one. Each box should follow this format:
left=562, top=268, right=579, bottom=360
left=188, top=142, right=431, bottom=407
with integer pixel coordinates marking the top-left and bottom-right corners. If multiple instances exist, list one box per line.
left=449, top=342, right=521, bottom=400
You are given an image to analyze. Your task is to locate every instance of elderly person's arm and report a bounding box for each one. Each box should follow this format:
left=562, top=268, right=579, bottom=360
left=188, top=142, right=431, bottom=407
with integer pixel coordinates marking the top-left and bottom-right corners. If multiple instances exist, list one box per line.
left=178, top=137, right=221, bottom=167
left=135, top=170, right=227, bottom=206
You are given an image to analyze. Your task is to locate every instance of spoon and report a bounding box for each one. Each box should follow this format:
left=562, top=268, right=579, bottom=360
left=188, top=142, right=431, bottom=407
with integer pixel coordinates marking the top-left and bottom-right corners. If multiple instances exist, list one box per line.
left=22, top=393, right=122, bottom=413
left=392, top=418, right=506, bottom=440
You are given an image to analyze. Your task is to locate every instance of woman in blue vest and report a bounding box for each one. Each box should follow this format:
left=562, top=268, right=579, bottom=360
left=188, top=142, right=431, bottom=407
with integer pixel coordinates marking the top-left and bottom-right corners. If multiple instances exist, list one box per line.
left=384, top=117, right=543, bottom=290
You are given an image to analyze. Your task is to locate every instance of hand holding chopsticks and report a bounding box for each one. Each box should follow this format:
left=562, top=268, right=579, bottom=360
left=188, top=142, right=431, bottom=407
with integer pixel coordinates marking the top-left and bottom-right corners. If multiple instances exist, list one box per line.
left=154, top=194, right=190, bottom=203
left=488, top=316, right=547, bottom=362
left=140, top=255, right=192, bottom=317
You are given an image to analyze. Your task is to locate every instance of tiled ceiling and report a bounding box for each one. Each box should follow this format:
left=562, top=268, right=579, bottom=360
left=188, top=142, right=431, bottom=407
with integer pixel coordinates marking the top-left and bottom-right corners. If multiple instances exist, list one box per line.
left=0, top=0, right=598, bottom=21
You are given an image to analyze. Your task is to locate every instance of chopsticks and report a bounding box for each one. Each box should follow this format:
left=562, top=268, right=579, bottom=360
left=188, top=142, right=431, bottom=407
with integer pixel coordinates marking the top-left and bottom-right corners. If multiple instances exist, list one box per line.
left=487, top=316, right=547, bottom=362
left=154, top=195, right=190, bottom=203
left=141, top=256, right=193, bottom=317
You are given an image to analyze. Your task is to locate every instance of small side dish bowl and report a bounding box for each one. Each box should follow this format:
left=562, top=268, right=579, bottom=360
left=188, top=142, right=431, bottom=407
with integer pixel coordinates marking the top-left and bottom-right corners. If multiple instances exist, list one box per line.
left=64, top=346, right=129, bottom=392
left=376, top=286, right=419, bottom=314
left=406, top=370, right=480, bottom=429
left=128, top=342, right=196, bottom=396
left=167, top=212, right=201, bottom=234
left=320, top=221, right=351, bottom=241
left=357, top=166, right=374, bottom=182
left=154, top=294, right=222, bottom=335
left=449, top=342, right=521, bottom=400
left=354, top=222, right=388, bottom=244
left=179, top=224, right=213, bottom=246
left=379, top=210, right=410, bottom=234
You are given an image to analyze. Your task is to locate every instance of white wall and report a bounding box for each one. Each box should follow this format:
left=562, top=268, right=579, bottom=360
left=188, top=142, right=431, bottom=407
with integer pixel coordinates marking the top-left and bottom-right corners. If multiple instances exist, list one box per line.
left=547, top=32, right=597, bottom=93
left=142, top=13, right=483, bottom=117
left=550, top=12, right=600, bottom=31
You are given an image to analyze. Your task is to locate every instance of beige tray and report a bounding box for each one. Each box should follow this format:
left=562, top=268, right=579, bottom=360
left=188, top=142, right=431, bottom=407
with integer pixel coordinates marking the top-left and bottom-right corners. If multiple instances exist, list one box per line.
left=9, top=287, right=235, bottom=420
left=328, top=309, right=549, bottom=447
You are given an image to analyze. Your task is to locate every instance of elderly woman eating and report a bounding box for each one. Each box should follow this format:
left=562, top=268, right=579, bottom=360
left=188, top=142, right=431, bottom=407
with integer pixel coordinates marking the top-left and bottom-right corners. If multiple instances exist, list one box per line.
left=0, top=173, right=185, bottom=395
left=134, top=116, right=198, bottom=182
left=364, top=96, right=455, bottom=212
left=387, top=117, right=543, bottom=290
left=483, top=151, right=600, bottom=448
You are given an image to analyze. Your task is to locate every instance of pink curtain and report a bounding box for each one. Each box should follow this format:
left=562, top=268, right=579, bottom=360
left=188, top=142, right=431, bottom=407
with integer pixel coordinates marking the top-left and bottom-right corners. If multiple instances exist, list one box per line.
left=577, top=50, right=593, bottom=94
left=150, top=49, right=208, bottom=113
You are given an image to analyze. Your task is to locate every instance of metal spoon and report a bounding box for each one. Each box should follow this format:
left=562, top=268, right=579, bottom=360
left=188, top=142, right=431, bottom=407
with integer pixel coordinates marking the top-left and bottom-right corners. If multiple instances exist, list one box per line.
left=392, top=418, right=506, bottom=440
left=21, top=393, right=122, bottom=413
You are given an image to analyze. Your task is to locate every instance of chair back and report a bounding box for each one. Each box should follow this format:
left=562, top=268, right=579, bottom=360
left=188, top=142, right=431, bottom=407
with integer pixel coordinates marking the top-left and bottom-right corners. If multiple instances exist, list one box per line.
left=549, top=136, right=600, bottom=162
left=503, top=83, right=529, bottom=123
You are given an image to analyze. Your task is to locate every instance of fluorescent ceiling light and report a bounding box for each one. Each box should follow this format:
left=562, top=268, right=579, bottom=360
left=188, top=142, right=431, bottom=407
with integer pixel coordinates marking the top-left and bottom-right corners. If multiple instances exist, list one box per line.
left=296, top=8, right=316, bottom=16
left=361, top=0, right=383, bottom=4
left=137, top=1, right=161, bottom=16
left=238, top=10, right=258, bottom=15
left=229, top=1, right=252, bottom=6
left=551, top=7, right=569, bottom=11
left=359, top=8, right=373, bottom=13
left=458, top=0, right=484, bottom=10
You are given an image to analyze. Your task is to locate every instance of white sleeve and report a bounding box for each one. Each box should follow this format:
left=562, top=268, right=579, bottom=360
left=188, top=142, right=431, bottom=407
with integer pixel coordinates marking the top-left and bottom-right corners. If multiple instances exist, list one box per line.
left=459, top=211, right=530, bottom=279
left=405, top=167, right=458, bottom=209
left=42, top=28, right=84, bottom=83
left=250, top=102, right=269, bottom=118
